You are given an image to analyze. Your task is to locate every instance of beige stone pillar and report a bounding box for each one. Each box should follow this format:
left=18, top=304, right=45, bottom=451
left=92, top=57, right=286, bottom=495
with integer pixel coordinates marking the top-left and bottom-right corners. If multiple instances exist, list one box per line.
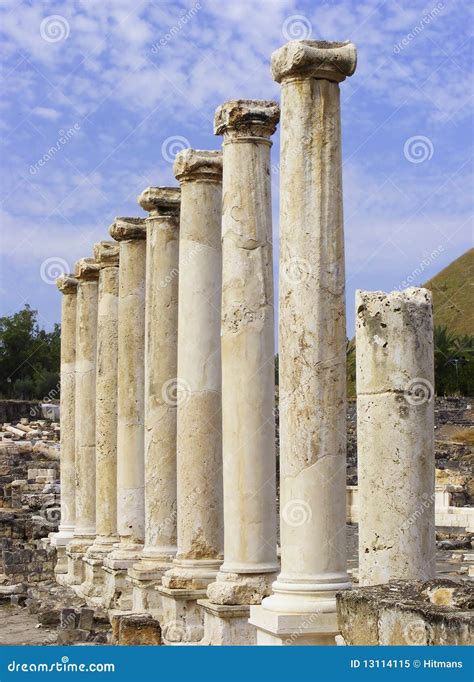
left=356, top=288, right=435, bottom=586
left=80, top=242, right=120, bottom=600
left=65, top=257, right=100, bottom=585
left=50, top=274, right=78, bottom=575
left=250, top=40, right=357, bottom=645
left=127, top=187, right=181, bottom=614
left=103, top=218, right=146, bottom=610
left=202, top=101, right=279, bottom=645
left=158, top=152, right=223, bottom=641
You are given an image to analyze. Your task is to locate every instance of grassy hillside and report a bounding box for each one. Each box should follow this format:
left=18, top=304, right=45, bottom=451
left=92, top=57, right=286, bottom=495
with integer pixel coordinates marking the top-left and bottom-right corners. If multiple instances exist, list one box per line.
left=423, top=249, right=474, bottom=336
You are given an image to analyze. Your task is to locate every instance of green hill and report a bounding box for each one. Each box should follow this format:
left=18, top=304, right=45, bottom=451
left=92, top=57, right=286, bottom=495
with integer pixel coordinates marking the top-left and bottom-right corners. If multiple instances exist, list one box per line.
left=423, top=249, right=474, bottom=336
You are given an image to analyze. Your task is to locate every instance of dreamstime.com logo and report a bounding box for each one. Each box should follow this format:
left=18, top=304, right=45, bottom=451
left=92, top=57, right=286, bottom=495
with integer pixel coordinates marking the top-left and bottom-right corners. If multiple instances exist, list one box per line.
left=7, top=656, right=115, bottom=673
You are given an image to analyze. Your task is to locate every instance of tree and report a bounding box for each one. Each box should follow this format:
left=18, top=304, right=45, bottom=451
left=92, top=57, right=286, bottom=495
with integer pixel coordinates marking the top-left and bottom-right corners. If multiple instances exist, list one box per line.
left=0, top=305, right=60, bottom=400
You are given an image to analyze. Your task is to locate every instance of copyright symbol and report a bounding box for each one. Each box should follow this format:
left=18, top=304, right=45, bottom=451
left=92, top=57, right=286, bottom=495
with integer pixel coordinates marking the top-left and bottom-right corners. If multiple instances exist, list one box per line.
left=413, top=659, right=421, bottom=668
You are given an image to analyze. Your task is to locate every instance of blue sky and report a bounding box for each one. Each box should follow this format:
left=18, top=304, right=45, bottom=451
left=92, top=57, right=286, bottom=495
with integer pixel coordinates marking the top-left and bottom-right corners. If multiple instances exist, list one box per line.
left=0, top=0, right=472, bottom=336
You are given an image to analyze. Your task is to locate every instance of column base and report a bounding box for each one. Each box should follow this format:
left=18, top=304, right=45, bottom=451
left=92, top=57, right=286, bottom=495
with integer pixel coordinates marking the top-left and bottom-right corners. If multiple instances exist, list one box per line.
left=53, top=545, right=68, bottom=575
left=162, top=559, right=222, bottom=591
left=249, top=606, right=339, bottom=645
left=127, top=561, right=170, bottom=615
left=75, top=557, right=106, bottom=603
left=101, top=565, right=133, bottom=611
left=198, top=599, right=255, bottom=645
left=206, top=571, right=277, bottom=605
left=155, top=585, right=207, bottom=644
left=64, top=537, right=94, bottom=585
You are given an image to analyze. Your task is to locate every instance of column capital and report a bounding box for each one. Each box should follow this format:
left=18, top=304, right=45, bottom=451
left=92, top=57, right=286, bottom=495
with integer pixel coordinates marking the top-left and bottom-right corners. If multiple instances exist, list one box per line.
left=56, top=274, right=78, bottom=294
left=109, top=217, right=146, bottom=242
left=137, top=187, right=181, bottom=218
left=214, top=99, right=280, bottom=141
left=271, top=40, right=357, bottom=84
left=93, top=240, right=120, bottom=267
left=174, top=149, right=222, bottom=184
left=74, top=257, right=100, bottom=281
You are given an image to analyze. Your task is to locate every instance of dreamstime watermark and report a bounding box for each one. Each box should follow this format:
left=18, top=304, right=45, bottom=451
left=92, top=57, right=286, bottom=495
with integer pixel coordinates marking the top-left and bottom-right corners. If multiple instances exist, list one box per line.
left=282, top=499, right=312, bottom=527
left=393, top=3, right=444, bottom=53
left=281, top=256, right=312, bottom=285
left=8, top=656, right=114, bottom=673
left=159, top=242, right=203, bottom=288
left=403, top=620, right=427, bottom=644
left=395, top=245, right=444, bottom=290
left=400, top=491, right=435, bottom=532
left=404, top=377, right=434, bottom=406
left=162, top=377, right=191, bottom=407
left=40, top=257, right=70, bottom=285
left=404, top=135, right=434, bottom=163
left=150, top=2, right=201, bottom=53
left=30, top=381, right=61, bottom=418
left=282, top=14, right=312, bottom=41
left=161, top=134, right=191, bottom=164
left=40, top=15, right=70, bottom=43
left=30, top=125, right=81, bottom=175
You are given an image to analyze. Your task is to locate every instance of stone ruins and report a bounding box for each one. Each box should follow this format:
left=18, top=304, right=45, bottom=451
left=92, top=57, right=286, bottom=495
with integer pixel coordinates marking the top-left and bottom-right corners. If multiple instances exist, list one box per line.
left=2, top=39, right=472, bottom=646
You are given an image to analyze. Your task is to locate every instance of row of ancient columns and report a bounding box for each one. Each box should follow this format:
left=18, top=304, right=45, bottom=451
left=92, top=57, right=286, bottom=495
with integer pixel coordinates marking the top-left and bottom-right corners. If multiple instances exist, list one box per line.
left=50, top=38, right=435, bottom=646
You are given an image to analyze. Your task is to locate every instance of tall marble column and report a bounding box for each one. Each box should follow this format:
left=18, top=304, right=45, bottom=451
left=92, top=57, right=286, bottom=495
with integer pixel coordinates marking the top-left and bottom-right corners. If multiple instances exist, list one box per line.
left=250, top=40, right=357, bottom=645
left=357, top=288, right=435, bottom=585
left=65, top=257, right=100, bottom=585
left=127, top=187, right=181, bottom=615
left=158, top=151, right=223, bottom=642
left=80, top=242, right=120, bottom=600
left=102, top=218, right=146, bottom=610
left=202, top=101, right=279, bottom=645
left=50, top=274, right=78, bottom=576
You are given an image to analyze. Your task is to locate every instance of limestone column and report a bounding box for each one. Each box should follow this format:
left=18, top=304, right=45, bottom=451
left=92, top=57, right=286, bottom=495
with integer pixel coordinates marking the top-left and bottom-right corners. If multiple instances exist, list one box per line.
left=157, top=152, right=223, bottom=641
left=81, top=242, right=120, bottom=599
left=103, top=218, right=146, bottom=609
left=356, top=288, right=435, bottom=585
left=65, top=257, right=100, bottom=585
left=250, top=40, right=357, bottom=645
left=127, top=187, right=181, bottom=614
left=50, top=274, right=78, bottom=575
left=202, top=101, right=279, bottom=645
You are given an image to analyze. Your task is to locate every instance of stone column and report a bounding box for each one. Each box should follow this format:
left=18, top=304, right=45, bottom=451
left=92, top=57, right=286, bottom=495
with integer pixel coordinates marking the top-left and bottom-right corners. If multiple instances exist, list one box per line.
left=250, top=40, right=357, bottom=645
left=102, top=218, right=146, bottom=610
left=356, top=288, right=435, bottom=585
left=50, top=274, right=78, bottom=576
left=158, top=152, right=223, bottom=642
left=202, top=101, right=279, bottom=645
left=65, top=257, right=100, bottom=586
left=80, top=242, right=120, bottom=600
left=127, top=187, right=181, bottom=615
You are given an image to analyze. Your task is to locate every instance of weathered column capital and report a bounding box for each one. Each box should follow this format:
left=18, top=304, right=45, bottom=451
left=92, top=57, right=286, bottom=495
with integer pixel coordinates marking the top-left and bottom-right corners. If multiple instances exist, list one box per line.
left=173, top=149, right=222, bottom=184
left=109, top=217, right=146, bottom=241
left=214, top=99, right=280, bottom=143
left=93, top=241, right=120, bottom=267
left=137, top=186, right=181, bottom=217
left=271, top=39, right=357, bottom=84
left=74, top=258, right=100, bottom=281
left=56, top=274, right=78, bottom=294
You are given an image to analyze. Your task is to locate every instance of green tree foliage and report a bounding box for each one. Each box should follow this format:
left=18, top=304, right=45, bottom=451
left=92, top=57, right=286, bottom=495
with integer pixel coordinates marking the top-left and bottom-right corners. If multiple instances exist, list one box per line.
left=0, top=305, right=60, bottom=399
left=434, top=325, right=474, bottom=396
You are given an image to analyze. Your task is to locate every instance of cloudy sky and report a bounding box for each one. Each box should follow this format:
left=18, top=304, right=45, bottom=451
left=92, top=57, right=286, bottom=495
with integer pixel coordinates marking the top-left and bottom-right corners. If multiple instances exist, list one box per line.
left=0, top=0, right=472, bottom=335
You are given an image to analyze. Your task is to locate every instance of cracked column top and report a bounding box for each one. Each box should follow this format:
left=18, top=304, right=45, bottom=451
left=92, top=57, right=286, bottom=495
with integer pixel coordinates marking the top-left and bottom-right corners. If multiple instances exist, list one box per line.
left=137, top=186, right=181, bottom=217
left=74, top=257, right=101, bottom=281
left=272, top=39, right=357, bottom=83
left=56, top=274, right=78, bottom=294
left=214, top=99, right=280, bottom=140
left=93, top=240, right=120, bottom=267
left=174, top=149, right=222, bottom=183
left=109, top=216, right=147, bottom=241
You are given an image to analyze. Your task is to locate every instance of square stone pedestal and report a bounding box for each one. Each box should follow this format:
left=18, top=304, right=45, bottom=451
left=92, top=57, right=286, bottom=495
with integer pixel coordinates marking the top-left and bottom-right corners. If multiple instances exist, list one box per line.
left=64, top=549, right=86, bottom=586
left=75, top=557, right=106, bottom=605
left=102, top=560, right=134, bottom=611
left=198, top=599, right=255, bottom=645
left=155, top=586, right=207, bottom=644
left=249, top=606, right=339, bottom=645
left=127, top=566, right=165, bottom=616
